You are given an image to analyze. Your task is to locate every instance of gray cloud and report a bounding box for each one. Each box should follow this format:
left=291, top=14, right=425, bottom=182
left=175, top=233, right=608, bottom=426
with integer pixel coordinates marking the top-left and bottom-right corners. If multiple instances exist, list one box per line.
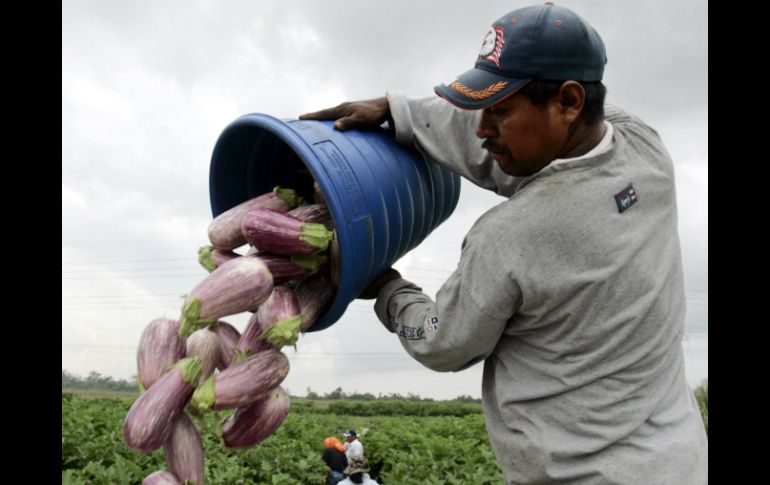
left=62, top=0, right=707, bottom=396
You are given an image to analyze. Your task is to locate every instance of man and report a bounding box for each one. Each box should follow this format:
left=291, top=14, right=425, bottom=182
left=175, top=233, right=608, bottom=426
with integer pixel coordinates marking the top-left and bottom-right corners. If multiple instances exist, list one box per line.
left=338, top=456, right=380, bottom=485
left=322, top=436, right=348, bottom=485
left=343, top=429, right=363, bottom=462
left=300, top=2, right=707, bottom=484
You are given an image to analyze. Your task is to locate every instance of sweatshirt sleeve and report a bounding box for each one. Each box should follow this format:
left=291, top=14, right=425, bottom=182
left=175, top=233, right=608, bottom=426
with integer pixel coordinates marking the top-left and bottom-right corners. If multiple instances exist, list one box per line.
left=373, top=227, right=521, bottom=372
left=386, top=92, right=523, bottom=197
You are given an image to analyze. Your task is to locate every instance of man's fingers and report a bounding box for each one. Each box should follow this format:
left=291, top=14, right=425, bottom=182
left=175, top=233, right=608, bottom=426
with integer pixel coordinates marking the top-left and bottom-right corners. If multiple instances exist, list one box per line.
left=299, top=112, right=356, bottom=131
left=299, top=101, right=381, bottom=131
left=298, top=108, right=337, bottom=120
left=333, top=116, right=358, bottom=131
left=299, top=102, right=350, bottom=121
left=357, top=268, right=401, bottom=299
left=298, top=107, right=352, bottom=130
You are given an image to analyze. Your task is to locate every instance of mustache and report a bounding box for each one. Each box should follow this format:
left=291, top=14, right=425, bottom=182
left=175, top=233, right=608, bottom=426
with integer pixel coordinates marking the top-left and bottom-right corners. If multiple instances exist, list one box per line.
left=481, top=139, right=506, bottom=154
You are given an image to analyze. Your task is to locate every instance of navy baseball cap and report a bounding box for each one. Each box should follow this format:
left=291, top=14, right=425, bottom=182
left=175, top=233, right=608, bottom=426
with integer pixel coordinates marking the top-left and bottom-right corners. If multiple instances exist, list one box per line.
left=435, top=2, right=607, bottom=110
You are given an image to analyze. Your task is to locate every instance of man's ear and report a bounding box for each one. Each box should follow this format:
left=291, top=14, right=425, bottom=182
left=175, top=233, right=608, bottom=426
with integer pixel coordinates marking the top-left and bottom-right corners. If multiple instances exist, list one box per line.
left=556, top=81, right=585, bottom=124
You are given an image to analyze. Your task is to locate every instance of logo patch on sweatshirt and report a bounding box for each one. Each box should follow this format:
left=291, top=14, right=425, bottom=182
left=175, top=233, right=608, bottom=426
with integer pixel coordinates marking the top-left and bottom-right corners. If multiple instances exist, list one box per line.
left=614, top=184, right=638, bottom=213
left=397, top=325, right=425, bottom=341
left=424, top=315, right=439, bottom=333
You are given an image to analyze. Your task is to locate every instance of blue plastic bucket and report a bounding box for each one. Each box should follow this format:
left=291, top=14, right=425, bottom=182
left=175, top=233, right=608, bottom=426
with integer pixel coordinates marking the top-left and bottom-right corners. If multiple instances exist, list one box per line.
left=209, top=114, right=461, bottom=331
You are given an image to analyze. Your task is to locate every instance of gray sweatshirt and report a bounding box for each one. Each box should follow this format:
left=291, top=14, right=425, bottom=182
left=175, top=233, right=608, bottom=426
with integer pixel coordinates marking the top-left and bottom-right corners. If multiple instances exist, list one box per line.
left=374, top=93, right=708, bottom=484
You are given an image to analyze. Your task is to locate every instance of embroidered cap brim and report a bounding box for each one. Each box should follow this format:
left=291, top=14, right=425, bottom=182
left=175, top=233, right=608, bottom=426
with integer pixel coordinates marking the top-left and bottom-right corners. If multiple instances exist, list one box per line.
left=434, top=4, right=606, bottom=111
left=434, top=67, right=530, bottom=110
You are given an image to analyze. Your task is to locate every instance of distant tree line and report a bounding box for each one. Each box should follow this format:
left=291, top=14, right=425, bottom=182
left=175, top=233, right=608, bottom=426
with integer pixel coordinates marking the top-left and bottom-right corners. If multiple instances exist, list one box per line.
left=62, top=370, right=138, bottom=393
left=60, top=370, right=705, bottom=431
left=302, top=386, right=481, bottom=404
left=292, top=399, right=482, bottom=417
left=61, top=371, right=481, bottom=402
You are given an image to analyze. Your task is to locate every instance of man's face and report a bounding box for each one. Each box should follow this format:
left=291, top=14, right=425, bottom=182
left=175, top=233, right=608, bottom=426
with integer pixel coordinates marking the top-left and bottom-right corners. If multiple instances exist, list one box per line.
left=346, top=435, right=354, bottom=442
left=476, top=91, right=569, bottom=177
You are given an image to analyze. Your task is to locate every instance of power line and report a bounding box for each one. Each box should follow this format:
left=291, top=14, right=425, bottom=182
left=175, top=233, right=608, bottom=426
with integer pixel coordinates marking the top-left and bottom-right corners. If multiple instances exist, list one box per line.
left=60, top=344, right=412, bottom=359
left=62, top=305, right=182, bottom=310
left=62, top=294, right=183, bottom=305
left=62, top=293, right=184, bottom=299
left=63, top=274, right=204, bottom=280
left=62, top=241, right=169, bottom=245
left=62, top=258, right=194, bottom=265
left=59, top=259, right=455, bottom=272
left=62, top=307, right=181, bottom=312
left=60, top=307, right=376, bottom=314
left=62, top=266, right=199, bottom=274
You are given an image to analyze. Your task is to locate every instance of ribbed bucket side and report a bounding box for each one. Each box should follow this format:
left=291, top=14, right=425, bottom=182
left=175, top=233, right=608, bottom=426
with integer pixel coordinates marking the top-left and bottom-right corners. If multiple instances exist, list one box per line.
left=209, top=114, right=460, bottom=331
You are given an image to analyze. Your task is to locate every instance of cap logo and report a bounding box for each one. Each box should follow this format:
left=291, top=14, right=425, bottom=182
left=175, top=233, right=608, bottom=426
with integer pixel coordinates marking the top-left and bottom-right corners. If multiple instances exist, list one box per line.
left=478, top=25, right=506, bottom=68
left=450, top=81, right=508, bottom=100
left=554, top=19, right=562, bottom=26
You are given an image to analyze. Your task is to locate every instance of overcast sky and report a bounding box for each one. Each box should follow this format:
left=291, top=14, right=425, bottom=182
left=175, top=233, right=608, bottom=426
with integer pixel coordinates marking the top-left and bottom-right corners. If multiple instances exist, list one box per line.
left=62, top=0, right=708, bottom=399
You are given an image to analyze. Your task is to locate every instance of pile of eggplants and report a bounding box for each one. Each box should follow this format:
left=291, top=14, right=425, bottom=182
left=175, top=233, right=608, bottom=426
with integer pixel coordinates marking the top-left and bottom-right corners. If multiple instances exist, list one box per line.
left=127, top=185, right=338, bottom=485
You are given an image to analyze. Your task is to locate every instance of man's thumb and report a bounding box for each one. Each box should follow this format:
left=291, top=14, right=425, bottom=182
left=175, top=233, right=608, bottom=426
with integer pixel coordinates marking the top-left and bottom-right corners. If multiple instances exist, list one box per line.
left=334, top=116, right=356, bottom=131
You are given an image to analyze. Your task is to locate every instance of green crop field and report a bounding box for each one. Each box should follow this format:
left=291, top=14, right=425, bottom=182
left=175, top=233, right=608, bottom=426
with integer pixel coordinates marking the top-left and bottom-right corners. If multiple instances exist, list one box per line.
left=62, top=393, right=501, bottom=484
left=62, top=380, right=708, bottom=484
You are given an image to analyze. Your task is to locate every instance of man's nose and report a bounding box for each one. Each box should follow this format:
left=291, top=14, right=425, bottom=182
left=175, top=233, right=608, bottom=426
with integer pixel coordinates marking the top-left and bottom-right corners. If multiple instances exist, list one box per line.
left=476, top=111, right=497, bottom=139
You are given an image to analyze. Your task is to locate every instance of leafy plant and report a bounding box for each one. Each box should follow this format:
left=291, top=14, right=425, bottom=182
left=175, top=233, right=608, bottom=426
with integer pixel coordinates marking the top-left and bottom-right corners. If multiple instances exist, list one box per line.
left=62, top=394, right=501, bottom=483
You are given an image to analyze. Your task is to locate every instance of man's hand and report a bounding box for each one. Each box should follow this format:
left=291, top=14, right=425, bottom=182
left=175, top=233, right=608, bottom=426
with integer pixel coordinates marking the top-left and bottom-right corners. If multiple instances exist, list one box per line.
left=299, top=97, right=391, bottom=131
left=357, top=268, right=401, bottom=300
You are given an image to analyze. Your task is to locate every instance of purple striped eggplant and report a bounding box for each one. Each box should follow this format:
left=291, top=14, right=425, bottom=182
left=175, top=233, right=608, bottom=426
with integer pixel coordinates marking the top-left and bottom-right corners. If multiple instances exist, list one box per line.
left=233, top=286, right=301, bottom=362
left=241, top=208, right=333, bottom=255
left=256, top=253, right=328, bottom=284
left=209, top=320, right=241, bottom=370
left=255, top=285, right=302, bottom=348
left=288, top=203, right=333, bottom=229
left=207, top=187, right=302, bottom=250
left=198, top=245, right=240, bottom=273
left=232, top=312, right=272, bottom=363
left=178, top=256, right=273, bottom=337
left=185, top=328, right=221, bottom=386
left=142, top=471, right=181, bottom=485
left=222, top=386, right=290, bottom=449
left=137, top=318, right=186, bottom=391
left=124, top=357, right=202, bottom=453
left=163, top=413, right=204, bottom=485
left=190, top=349, right=289, bottom=411
left=256, top=286, right=300, bottom=327
left=294, top=275, right=336, bottom=331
